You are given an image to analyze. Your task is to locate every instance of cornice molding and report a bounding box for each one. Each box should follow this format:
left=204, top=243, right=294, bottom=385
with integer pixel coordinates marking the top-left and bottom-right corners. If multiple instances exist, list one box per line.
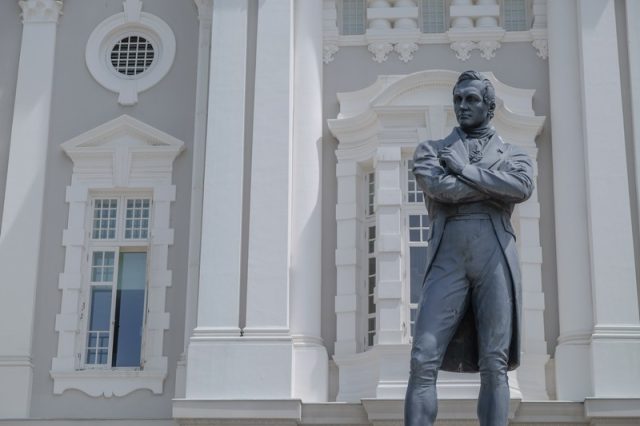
left=19, top=0, right=62, bottom=23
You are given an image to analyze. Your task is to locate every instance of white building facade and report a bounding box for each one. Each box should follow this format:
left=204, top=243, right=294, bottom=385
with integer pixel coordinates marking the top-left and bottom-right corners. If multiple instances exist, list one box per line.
left=0, top=0, right=639, bottom=424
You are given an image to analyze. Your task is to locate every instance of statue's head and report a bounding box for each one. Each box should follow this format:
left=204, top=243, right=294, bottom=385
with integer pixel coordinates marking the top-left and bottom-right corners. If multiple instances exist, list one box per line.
left=452, top=70, right=496, bottom=131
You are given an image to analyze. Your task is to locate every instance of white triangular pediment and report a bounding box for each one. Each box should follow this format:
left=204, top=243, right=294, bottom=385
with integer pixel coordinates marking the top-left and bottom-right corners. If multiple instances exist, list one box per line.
left=61, top=115, right=184, bottom=187
left=61, top=115, right=184, bottom=153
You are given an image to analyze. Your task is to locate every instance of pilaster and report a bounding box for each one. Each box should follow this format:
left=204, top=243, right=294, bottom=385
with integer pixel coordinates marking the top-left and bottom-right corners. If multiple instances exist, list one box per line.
left=576, top=0, right=640, bottom=397
left=244, top=0, right=293, bottom=335
left=175, top=0, right=213, bottom=398
left=0, top=0, right=61, bottom=417
left=290, top=0, right=328, bottom=402
left=184, top=0, right=248, bottom=399
left=547, top=0, right=594, bottom=401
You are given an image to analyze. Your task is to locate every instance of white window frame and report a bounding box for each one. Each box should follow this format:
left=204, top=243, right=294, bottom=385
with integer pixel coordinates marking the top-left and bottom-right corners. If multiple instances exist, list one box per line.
left=85, top=0, right=176, bottom=106
left=80, top=194, right=152, bottom=370
left=52, top=115, right=183, bottom=397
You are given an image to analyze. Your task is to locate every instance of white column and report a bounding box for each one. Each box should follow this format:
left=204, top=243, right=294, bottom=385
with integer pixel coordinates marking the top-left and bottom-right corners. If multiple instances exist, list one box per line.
left=290, top=0, right=328, bottom=402
left=0, top=0, right=61, bottom=418
left=213, top=0, right=295, bottom=399
left=245, top=0, right=293, bottom=334
left=577, top=0, right=640, bottom=397
left=184, top=0, right=248, bottom=398
left=175, top=0, right=212, bottom=398
left=547, top=0, right=594, bottom=401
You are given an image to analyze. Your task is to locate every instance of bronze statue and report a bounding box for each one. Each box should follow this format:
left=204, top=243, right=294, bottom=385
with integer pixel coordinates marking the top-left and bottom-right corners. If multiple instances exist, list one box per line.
left=405, top=70, right=534, bottom=426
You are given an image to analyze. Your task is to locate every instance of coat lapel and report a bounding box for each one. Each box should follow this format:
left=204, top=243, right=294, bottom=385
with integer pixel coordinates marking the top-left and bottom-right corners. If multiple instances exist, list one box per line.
left=473, top=133, right=504, bottom=170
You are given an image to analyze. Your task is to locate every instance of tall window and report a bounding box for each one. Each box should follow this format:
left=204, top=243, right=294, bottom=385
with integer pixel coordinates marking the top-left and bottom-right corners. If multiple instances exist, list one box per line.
left=339, top=0, right=367, bottom=35
left=84, top=196, right=151, bottom=368
left=405, top=160, right=429, bottom=338
left=365, top=172, right=376, bottom=347
left=502, top=0, right=529, bottom=31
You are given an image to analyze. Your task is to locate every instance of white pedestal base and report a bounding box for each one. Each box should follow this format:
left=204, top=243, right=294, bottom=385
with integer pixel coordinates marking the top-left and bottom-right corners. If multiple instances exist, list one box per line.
left=0, top=360, right=32, bottom=418
left=185, top=336, right=328, bottom=401
left=555, top=339, right=592, bottom=401
left=591, top=330, right=640, bottom=397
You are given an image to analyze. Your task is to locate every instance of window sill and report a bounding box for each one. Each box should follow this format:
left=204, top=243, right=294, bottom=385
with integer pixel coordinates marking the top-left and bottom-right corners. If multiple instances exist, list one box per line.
left=50, top=367, right=166, bottom=397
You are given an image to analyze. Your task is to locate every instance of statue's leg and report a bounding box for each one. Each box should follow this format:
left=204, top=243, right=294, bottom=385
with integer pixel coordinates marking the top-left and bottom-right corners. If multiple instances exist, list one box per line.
left=405, top=226, right=470, bottom=426
left=470, top=243, right=513, bottom=426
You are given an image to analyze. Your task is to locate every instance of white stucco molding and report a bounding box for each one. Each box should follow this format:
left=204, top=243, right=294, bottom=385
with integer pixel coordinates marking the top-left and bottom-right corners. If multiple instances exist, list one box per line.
left=323, top=2, right=548, bottom=63
left=328, top=70, right=547, bottom=401
left=85, top=0, right=176, bottom=105
left=19, top=0, right=62, bottom=23
left=52, top=115, right=183, bottom=397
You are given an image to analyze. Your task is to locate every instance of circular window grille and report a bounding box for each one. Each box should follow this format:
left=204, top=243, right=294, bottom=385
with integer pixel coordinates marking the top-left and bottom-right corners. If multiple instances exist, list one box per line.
left=110, top=35, right=155, bottom=76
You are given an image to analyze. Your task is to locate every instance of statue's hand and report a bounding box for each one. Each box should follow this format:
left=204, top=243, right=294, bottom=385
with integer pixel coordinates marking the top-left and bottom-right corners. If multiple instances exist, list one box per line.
left=439, top=147, right=468, bottom=175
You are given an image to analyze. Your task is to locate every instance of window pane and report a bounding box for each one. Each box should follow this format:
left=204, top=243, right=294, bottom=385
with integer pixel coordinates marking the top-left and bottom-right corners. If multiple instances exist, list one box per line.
left=124, top=198, right=151, bottom=240
left=340, top=0, right=366, bottom=35
left=86, top=288, right=112, bottom=365
left=407, top=161, right=425, bottom=203
left=91, top=251, right=115, bottom=283
left=92, top=199, right=118, bottom=240
left=421, top=0, right=446, bottom=33
left=503, top=0, right=528, bottom=31
left=112, top=252, right=147, bottom=367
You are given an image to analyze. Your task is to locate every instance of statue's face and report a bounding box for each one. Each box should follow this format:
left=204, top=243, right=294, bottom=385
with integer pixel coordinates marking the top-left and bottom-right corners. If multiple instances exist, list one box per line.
left=453, top=79, right=491, bottom=131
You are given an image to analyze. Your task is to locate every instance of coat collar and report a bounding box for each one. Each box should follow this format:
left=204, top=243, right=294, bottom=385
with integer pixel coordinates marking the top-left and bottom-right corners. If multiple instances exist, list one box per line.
left=445, top=128, right=504, bottom=170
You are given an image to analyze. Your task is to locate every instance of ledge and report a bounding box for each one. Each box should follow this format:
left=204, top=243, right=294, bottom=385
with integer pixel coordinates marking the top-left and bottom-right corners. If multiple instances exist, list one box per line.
left=50, top=368, right=166, bottom=397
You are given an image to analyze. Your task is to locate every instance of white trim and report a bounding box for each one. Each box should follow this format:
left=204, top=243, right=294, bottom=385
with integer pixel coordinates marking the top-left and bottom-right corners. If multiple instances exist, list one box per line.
left=85, top=0, right=176, bottom=105
left=52, top=115, right=183, bottom=397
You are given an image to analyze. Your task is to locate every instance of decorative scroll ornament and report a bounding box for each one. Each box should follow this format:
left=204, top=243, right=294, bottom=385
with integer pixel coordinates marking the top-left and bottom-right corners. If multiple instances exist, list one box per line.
left=395, top=42, right=419, bottom=63
left=450, top=41, right=476, bottom=61
left=368, top=42, right=394, bottom=63
left=324, top=43, right=339, bottom=64
left=532, top=39, right=548, bottom=60
left=478, top=40, right=501, bottom=60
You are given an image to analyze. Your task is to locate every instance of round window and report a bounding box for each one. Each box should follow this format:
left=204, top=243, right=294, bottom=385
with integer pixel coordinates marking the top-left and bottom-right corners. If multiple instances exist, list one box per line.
left=109, top=35, right=155, bottom=77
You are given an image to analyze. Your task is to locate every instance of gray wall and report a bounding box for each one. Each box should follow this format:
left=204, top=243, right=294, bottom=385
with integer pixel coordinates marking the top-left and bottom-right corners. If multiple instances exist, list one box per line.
left=0, top=2, right=22, bottom=226
left=321, top=42, right=559, bottom=359
left=30, top=0, right=199, bottom=418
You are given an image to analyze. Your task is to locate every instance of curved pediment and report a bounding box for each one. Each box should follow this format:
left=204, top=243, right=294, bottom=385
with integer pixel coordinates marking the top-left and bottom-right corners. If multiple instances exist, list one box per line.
left=328, top=70, right=545, bottom=151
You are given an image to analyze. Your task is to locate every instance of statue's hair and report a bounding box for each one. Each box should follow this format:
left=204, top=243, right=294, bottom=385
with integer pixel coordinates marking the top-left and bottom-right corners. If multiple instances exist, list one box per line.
left=454, top=70, right=496, bottom=119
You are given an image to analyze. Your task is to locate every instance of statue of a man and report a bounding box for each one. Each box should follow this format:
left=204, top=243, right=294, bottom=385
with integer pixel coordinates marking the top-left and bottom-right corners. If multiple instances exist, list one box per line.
left=405, top=70, right=534, bottom=426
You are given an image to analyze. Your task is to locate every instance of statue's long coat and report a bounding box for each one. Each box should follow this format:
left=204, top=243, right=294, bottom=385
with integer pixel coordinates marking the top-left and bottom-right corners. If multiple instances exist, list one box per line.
left=412, top=128, right=534, bottom=373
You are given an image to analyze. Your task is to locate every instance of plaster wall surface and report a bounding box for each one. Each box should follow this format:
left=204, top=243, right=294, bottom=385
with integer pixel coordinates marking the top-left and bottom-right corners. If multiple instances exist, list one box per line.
left=29, top=0, right=198, bottom=418
left=321, top=42, right=558, bottom=358
left=0, top=2, right=22, bottom=227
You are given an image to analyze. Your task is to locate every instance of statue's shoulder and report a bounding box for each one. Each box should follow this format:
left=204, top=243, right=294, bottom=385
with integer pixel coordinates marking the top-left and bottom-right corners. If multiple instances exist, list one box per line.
left=498, top=137, right=529, bottom=158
